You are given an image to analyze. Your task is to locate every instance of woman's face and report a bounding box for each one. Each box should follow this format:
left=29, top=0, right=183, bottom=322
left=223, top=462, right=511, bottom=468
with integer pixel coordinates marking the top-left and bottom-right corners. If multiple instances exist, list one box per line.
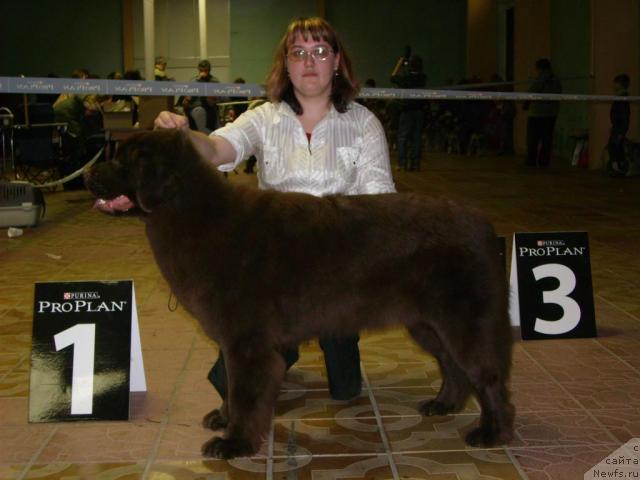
left=286, top=34, right=340, bottom=103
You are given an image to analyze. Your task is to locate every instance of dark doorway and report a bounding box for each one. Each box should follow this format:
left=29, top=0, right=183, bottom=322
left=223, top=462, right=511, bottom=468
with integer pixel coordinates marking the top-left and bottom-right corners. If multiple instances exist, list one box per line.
left=505, top=6, right=515, bottom=82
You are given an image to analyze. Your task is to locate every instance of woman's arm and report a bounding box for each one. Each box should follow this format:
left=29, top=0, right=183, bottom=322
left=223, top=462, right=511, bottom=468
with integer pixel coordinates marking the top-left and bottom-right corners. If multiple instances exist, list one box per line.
left=154, top=111, right=236, bottom=167
left=357, top=112, right=396, bottom=194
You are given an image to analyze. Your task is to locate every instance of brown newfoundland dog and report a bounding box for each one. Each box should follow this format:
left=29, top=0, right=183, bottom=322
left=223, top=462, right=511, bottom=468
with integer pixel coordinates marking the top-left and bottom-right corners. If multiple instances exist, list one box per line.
left=85, top=129, right=514, bottom=459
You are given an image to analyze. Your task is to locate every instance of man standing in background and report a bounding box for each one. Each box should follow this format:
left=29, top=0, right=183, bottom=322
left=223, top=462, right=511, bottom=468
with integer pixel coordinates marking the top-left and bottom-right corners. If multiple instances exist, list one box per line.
left=524, top=58, right=562, bottom=168
left=391, top=48, right=427, bottom=171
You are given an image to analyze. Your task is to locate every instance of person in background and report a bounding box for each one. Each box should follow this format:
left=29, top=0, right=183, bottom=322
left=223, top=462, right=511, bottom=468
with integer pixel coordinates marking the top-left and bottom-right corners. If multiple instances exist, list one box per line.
left=608, top=73, right=631, bottom=172
left=184, top=62, right=225, bottom=133
left=523, top=58, right=562, bottom=167
left=53, top=68, right=90, bottom=107
left=54, top=78, right=110, bottom=190
left=195, top=59, right=219, bottom=83
left=359, top=78, right=386, bottom=125
left=154, top=56, right=174, bottom=81
left=179, top=60, right=220, bottom=112
left=119, top=69, right=143, bottom=125
left=187, top=96, right=219, bottom=134
left=154, top=16, right=395, bottom=403
left=391, top=50, right=427, bottom=171
left=229, top=77, right=249, bottom=119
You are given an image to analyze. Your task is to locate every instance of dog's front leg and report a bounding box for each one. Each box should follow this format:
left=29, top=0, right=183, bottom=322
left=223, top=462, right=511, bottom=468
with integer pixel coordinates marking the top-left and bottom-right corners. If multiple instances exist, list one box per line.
left=201, top=345, right=286, bottom=459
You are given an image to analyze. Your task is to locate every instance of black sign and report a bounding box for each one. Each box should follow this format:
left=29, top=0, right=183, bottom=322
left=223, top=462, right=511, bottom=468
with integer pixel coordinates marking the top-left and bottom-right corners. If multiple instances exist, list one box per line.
left=29, top=281, right=133, bottom=422
left=510, top=232, right=597, bottom=340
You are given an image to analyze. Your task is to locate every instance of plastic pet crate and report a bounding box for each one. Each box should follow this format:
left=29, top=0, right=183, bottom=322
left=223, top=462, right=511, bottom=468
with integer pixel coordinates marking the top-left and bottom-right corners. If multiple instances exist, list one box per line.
left=0, top=181, right=45, bottom=228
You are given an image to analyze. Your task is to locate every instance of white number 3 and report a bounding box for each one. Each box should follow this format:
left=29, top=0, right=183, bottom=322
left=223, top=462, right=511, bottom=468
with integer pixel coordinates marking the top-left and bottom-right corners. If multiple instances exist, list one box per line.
left=532, top=263, right=581, bottom=335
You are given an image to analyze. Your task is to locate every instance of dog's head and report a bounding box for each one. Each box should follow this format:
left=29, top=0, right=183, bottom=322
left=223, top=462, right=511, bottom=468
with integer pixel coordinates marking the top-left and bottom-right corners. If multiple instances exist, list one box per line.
left=85, top=129, right=196, bottom=214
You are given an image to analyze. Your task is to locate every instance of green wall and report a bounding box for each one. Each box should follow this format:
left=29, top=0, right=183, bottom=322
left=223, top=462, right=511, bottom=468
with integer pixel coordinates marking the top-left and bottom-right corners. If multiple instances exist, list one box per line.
left=326, top=0, right=466, bottom=88
left=229, top=0, right=467, bottom=88
left=1, top=0, right=466, bottom=89
left=551, top=0, right=591, bottom=158
left=0, top=0, right=124, bottom=78
left=229, top=0, right=317, bottom=83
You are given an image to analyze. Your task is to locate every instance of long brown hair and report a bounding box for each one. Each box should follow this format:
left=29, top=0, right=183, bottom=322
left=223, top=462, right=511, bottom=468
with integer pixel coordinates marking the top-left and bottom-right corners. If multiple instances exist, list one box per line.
left=265, top=17, right=359, bottom=114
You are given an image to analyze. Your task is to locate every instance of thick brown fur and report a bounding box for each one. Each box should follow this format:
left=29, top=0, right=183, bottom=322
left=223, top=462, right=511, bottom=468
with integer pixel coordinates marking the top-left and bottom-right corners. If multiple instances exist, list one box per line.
left=85, top=129, right=515, bottom=459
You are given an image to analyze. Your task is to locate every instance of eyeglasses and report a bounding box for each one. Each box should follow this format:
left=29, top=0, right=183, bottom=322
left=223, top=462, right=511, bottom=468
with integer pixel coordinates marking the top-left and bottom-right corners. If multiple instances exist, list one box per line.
left=286, top=46, right=334, bottom=62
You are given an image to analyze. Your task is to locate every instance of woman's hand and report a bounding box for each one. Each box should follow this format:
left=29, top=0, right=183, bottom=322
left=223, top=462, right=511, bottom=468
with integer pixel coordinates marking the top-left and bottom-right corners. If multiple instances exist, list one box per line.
left=154, top=110, right=237, bottom=168
left=154, top=111, right=189, bottom=130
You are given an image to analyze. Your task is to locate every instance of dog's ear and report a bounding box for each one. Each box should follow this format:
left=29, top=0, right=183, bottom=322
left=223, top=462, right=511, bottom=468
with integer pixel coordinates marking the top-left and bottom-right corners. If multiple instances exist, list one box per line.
left=135, top=156, right=179, bottom=213
left=129, top=130, right=192, bottom=213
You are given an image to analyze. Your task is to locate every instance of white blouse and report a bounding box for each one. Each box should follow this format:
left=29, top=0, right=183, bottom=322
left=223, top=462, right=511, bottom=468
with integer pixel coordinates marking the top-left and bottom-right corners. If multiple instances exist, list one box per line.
left=212, top=101, right=396, bottom=196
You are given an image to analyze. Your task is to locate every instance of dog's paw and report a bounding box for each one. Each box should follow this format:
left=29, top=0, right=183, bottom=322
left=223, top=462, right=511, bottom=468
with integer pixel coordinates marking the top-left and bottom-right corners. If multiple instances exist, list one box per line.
left=465, top=426, right=513, bottom=448
left=202, top=409, right=228, bottom=430
left=201, top=436, right=255, bottom=459
left=418, top=399, right=458, bottom=416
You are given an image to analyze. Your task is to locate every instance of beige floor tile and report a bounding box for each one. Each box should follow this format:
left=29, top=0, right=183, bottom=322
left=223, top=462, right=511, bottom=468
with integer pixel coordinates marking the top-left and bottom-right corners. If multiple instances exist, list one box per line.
left=0, top=369, right=30, bottom=398
left=0, top=465, right=24, bottom=480
left=22, top=462, right=146, bottom=480
left=563, top=380, right=640, bottom=410
left=0, top=352, right=26, bottom=376
left=129, top=391, right=172, bottom=424
left=510, top=382, right=582, bottom=413
left=0, top=425, right=57, bottom=463
left=590, top=408, right=640, bottom=443
left=393, top=450, right=522, bottom=479
left=273, top=417, right=385, bottom=455
left=149, top=458, right=267, bottom=479
left=510, top=444, right=620, bottom=480
left=271, top=454, right=394, bottom=480
left=168, top=383, right=222, bottom=427
left=372, top=386, right=479, bottom=415
left=34, top=422, right=161, bottom=463
left=384, top=413, right=480, bottom=453
left=365, top=361, right=441, bottom=389
left=511, top=410, right=617, bottom=447
left=155, top=424, right=269, bottom=461
left=275, top=389, right=372, bottom=420
left=522, top=340, right=640, bottom=384
left=0, top=397, right=28, bottom=426
left=510, top=344, right=554, bottom=384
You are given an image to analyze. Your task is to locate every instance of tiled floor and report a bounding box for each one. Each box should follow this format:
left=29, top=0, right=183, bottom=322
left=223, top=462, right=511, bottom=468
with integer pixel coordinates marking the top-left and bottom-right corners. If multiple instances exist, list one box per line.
left=1, top=151, right=639, bottom=479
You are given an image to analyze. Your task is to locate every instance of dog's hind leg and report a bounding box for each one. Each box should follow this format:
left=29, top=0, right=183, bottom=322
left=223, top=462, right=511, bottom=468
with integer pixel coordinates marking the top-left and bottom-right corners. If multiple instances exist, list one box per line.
left=441, top=319, right=515, bottom=447
left=464, top=373, right=515, bottom=447
left=203, top=354, right=230, bottom=430
left=407, top=324, right=472, bottom=416
left=201, top=344, right=286, bottom=459
left=202, top=401, right=228, bottom=431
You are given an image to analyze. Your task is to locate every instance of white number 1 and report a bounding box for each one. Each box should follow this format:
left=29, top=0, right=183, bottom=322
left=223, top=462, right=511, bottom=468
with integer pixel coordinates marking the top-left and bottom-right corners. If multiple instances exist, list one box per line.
left=532, top=263, right=581, bottom=335
left=54, top=324, right=96, bottom=414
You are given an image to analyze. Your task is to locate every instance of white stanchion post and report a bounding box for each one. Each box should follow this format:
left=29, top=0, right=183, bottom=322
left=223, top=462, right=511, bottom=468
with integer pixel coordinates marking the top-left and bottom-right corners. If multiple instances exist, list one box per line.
left=199, top=0, right=207, bottom=63
left=143, top=0, right=155, bottom=82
